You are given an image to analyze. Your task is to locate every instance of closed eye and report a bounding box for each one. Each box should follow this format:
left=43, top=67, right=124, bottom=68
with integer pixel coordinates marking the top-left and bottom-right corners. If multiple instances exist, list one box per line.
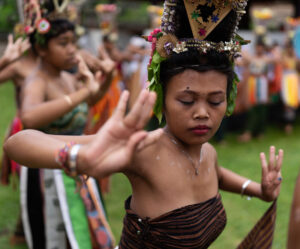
left=209, top=101, right=224, bottom=106
left=179, top=100, right=194, bottom=105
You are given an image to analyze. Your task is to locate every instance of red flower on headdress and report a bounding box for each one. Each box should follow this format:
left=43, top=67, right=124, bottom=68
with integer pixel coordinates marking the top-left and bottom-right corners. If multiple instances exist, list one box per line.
left=36, top=18, right=51, bottom=34
left=147, top=28, right=162, bottom=65
left=24, top=25, right=34, bottom=34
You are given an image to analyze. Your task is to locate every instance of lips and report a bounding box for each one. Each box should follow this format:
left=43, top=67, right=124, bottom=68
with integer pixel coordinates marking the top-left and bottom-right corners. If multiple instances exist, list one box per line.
left=190, top=125, right=211, bottom=135
left=68, top=57, right=78, bottom=65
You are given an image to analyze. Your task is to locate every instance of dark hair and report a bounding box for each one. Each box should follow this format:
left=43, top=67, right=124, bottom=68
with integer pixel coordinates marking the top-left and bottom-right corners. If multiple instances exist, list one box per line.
left=160, top=1, right=237, bottom=102
left=29, top=19, right=75, bottom=50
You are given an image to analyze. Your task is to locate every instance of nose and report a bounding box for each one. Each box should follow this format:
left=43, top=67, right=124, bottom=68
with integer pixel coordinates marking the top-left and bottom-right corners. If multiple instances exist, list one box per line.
left=193, top=104, right=209, bottom=120
left=67, top=43, right=77, bottom=55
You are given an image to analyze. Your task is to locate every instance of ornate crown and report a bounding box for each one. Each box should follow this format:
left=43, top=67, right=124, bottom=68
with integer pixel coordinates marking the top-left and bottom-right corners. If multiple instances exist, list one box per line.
left=153, top=0, right=249, bottom=59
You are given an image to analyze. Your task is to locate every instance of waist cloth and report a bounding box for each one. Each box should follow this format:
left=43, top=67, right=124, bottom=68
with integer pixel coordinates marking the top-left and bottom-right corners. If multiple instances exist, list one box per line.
left=119, top=194, right=226, bottom=249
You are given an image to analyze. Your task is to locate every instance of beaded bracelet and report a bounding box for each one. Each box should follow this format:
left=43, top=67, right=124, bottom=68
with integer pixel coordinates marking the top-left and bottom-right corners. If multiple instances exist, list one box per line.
left=55, top=142, right=77, bottom=177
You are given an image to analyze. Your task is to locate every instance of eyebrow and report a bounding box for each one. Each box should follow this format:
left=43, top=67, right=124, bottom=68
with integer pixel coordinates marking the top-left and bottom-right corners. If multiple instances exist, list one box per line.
left=181, top=90, right=225, bottom=96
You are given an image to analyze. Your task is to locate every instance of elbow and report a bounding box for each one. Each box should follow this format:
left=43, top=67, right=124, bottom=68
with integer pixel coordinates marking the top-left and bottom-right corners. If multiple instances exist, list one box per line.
left=20, top=112, right=39, bottom=129
left=3, top=134, right=17, bottom=159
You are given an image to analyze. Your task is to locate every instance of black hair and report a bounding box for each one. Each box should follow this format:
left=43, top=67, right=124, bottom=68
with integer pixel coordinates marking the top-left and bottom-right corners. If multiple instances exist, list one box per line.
left=255, top=36, right=266, bottom=47
left=29, top=0, right=75, bottom=50
left=160, top=1, right=237, bottom=102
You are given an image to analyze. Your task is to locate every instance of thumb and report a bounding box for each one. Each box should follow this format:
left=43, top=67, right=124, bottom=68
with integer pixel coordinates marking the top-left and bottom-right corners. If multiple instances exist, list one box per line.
left=7, top=34, right=13, bottom=45
left=95, top=71, right=103, bottom=83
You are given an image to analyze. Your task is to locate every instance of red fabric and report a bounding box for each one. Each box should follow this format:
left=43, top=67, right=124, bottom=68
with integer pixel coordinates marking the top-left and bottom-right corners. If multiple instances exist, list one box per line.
left=1, top=117, right=23, bottom=185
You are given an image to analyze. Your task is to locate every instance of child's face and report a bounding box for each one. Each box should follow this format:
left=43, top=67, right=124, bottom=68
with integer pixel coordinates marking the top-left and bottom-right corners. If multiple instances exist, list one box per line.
left=43, top=31, right=78, bottom=70
left=164, top=69, right=227, bottom=145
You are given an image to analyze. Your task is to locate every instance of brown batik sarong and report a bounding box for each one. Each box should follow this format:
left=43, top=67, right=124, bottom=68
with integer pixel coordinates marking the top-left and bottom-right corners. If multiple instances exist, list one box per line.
left=119, top=194, right=226, bottom=249
left=237, top=200, right=277, bottom=249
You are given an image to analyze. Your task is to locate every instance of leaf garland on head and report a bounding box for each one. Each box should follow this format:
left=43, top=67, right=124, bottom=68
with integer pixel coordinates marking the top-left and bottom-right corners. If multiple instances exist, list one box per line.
left=148, top=51, right=166, bottom=124
left=226, top=69, right=239, bottom=116
left=146, top=29, right=166, bottom=124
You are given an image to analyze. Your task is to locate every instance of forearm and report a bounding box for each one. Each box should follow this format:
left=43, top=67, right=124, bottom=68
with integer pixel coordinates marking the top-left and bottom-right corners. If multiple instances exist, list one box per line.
left=4, top=130, right=94, bottom=169
left=21, top=87, right=90, bottom=129
left=219, top=167, right=263, bottom=199
left=0, top=56, right=10, bottom=70
left=4, top=130, right=65, bottom=169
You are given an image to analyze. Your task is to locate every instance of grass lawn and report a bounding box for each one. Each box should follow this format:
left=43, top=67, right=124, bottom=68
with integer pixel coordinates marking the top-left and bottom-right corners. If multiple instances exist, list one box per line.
left=0, top=81, right=298, bottom=248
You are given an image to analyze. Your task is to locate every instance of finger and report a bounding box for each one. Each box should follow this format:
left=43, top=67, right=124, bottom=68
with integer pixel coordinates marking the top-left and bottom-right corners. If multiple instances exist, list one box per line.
left=123, top=90, right=150, bottom=129
left=273, top=172, right=283, bottom=186
left=137, top=129, right=164, bottom=151
left=275, top=149, right=284, bottom=172
left=95, top=71, right=103, bottom=83
left=98, top=46, right=110, bottom=60
left=269, top=146, right=275, bottom=169
left=7, top=34, right=13, bottom=45
left=21, top=38, right=31, bottom=52
left=113, top=90, right=130, bottom=119
left=15, top=37, right=23, bottom=47
left=136, top=91, right=157, bottom=129
left=126, top=131, right=148, bottom=157
left=260, top=152, right=268, bottom=179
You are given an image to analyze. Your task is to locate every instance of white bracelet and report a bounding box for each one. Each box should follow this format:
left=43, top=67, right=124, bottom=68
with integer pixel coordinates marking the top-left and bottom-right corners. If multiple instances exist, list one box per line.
left=64, top=95, right=73, bottom=106
left=241, top=179, right=252, bottom=197
left=68, top=144, right=82, bottom=177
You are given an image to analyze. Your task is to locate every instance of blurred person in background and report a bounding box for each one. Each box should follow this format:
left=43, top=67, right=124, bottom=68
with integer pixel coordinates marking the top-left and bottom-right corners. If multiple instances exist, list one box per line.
left=280, top=40, right=299, bottom=134
left=13, top=0, right=115, bottom=248
left=238, top=37, right=278, bottom=142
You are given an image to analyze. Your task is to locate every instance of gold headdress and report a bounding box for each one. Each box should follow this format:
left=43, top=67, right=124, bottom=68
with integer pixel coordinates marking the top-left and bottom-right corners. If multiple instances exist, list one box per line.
left=156, top=0, right=249, bottom=59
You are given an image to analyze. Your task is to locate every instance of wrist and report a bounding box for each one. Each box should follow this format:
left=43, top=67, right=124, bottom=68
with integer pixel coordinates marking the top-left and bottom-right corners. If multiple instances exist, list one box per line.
left=76, top=144, right=90, bottom=175
left=0, top=55, right=10, bottom=67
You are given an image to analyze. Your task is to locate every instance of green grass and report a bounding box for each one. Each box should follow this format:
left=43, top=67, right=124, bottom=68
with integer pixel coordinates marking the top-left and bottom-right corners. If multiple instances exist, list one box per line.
left=0, top=82, right=27, bottom=249
left=0, top=81, right=297, bottom=248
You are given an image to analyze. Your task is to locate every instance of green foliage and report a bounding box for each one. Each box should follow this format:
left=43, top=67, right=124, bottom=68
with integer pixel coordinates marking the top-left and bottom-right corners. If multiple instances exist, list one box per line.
left=0, top=1, right=19, bottom=33
left=148, top=50, right=166, bottom=123
left=117, top=1, right=149, bottom=28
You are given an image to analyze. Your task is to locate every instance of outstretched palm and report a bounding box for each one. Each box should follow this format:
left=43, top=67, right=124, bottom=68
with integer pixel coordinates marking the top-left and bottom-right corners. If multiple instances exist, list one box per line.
left=260, top=146, right=284, bottom=202
left=3, top=34, right=30, bottom=64
left=79, top=90, right=162, bottom=177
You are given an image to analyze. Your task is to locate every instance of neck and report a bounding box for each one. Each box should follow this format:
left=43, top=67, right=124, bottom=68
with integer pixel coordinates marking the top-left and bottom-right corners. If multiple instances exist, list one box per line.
left=40, top=58, right=61, bottom=77
left=164, top=126, right=203, bottom=160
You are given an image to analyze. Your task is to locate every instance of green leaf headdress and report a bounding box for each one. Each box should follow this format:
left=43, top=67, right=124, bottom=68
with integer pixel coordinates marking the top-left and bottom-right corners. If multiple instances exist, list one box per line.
left=144, top=0, right=250, bottom=123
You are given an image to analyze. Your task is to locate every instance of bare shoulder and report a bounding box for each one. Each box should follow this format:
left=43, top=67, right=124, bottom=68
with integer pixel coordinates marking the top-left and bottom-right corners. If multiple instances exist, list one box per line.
left=22, top=73, right=47, bottom=106
left=127, top=130, right=165, bottom=174
left=203, top=142, right=217, bottom=159
left=61, top=71, right=78, bottom=90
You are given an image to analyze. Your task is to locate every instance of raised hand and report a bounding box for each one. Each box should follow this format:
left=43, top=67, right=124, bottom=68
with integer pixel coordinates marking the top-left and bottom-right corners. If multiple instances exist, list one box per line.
left=260, top=146, right=284, bottom=202
left=78, top=90, right=163, bottom=178
left=76, top=54, right=99, bottom=95
left=98, top=45, right=116, bottom=74
left=2, top=34, right=30, bottom=64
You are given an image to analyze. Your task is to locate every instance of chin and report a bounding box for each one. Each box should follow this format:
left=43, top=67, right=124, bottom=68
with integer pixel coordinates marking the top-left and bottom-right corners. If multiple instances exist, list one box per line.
left=63, top=62, right=77, bottom=71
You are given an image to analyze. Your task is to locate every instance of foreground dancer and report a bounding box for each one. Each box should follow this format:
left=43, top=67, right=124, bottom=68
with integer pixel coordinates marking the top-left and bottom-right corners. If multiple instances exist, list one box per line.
left=5, top=1, right=283, bottom=248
